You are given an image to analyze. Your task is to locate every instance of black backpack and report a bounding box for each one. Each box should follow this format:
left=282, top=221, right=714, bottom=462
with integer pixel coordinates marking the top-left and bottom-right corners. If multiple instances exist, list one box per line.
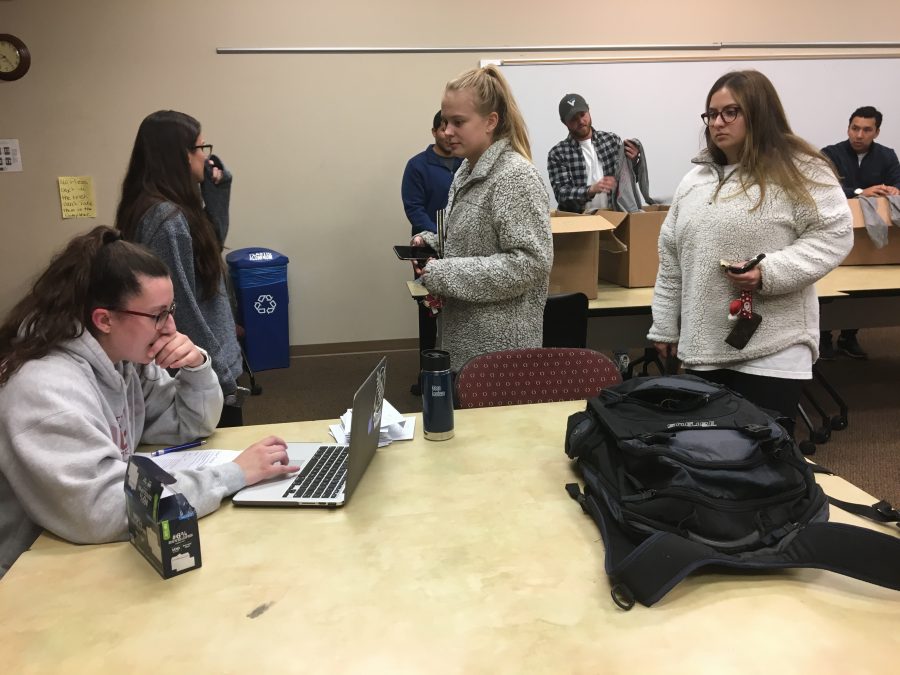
left=564, top=374, right=900, bottom=609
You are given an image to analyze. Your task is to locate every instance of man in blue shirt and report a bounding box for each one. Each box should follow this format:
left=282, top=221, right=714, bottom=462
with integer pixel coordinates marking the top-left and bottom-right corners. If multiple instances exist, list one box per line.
left=401, top=112, right=461, bottom=394
left=401, top=111, right=462, bottom=235
left=820, top=106, right=900, bottom=359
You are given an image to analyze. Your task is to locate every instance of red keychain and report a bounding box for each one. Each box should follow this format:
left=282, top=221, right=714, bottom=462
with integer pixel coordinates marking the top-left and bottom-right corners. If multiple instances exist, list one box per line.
left=725, top=289, right=762, bottom=349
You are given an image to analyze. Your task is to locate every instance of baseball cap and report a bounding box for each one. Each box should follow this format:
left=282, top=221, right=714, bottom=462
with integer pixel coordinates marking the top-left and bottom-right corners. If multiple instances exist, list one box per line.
left=559, top=94, right=589, bottom=123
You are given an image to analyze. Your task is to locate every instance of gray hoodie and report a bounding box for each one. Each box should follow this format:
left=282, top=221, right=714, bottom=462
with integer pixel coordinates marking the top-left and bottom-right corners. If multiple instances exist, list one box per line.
left=0, top=329, right=245, bottom=577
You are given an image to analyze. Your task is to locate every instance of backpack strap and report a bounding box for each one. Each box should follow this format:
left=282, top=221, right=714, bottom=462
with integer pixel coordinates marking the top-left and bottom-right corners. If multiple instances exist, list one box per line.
left=828, top=497, right=900, bottom=525
left=566, top=482, right=900, bottom=609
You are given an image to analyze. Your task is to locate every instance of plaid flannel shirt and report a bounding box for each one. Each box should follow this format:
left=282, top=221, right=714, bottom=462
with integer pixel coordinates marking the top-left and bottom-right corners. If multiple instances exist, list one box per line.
left=547, top=129, right=623, bottom=212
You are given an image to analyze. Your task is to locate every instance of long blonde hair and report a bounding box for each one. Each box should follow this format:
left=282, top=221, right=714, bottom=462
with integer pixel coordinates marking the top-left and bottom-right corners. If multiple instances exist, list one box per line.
left=445, top=65, right=532, bottom=161
left=705, top=70, right=835, bottom=210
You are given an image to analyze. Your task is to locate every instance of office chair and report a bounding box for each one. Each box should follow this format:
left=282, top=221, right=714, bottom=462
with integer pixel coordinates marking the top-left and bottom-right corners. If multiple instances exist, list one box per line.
left=795, top=364, right=849, bottom=455
left=455, top=347, right=622, bottom=409
left=543, top=292, right=589, bottom=348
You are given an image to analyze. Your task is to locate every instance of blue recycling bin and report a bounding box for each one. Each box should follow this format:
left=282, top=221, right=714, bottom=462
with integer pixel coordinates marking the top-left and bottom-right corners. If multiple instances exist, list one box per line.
left=226, top=247, right=290, bottom=371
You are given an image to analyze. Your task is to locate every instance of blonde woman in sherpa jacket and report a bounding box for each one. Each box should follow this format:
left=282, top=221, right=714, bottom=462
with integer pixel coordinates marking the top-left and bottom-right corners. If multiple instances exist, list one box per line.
left=648, top=70, right=853, bottom=433
left=412, top=65, right=553, bottom=370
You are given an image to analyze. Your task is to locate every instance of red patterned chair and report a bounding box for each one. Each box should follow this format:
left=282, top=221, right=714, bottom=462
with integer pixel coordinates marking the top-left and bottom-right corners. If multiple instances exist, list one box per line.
left=454, top=347, right=622, bottom=409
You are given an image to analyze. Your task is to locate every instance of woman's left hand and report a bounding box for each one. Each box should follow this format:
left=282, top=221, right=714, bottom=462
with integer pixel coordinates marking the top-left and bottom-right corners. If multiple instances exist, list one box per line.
left=726, top=266, right=762, bottom=292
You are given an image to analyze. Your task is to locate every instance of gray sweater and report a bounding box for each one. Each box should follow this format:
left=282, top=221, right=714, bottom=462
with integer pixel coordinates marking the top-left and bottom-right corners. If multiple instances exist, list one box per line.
left=648, top=152, right=853, bottom=365
left=134, top=202, right=243, bottom=396
left=420, top=139, right=553, bottom=370
left=0, top=330, right=244, bottom=578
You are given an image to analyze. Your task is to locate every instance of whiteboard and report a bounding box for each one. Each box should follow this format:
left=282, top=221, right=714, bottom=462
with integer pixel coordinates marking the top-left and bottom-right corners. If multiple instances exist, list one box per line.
left=501, top=57, right=900, bottom=204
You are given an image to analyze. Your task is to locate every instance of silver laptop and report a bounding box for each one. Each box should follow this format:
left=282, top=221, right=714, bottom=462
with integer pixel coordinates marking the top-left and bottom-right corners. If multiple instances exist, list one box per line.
left=232, top=357, right=386, bottom=507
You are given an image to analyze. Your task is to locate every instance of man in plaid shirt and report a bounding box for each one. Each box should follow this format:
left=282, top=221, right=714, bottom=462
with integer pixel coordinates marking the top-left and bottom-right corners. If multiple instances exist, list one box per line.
left=547, top=93, right=639, bottom=213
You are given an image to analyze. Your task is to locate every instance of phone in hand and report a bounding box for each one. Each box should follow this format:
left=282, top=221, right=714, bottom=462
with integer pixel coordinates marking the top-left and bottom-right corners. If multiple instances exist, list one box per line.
left=720, top=253, right=766, bottom=274
left=394, top=245, right=438, bottom=261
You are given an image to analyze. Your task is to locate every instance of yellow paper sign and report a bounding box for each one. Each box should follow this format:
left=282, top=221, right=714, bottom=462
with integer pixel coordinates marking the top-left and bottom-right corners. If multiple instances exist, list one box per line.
left=58, top=176, right=97, bottom=219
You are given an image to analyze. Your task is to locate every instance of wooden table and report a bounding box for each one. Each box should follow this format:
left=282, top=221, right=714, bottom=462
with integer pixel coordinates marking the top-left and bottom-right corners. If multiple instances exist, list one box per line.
left=2, top=401, right=898, bottom=674
left=586, top=265, right=900, bottom=349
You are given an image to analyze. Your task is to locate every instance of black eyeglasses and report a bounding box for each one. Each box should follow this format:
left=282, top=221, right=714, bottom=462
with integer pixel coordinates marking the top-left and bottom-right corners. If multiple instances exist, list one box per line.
left=193, top=144, right=213, bottom=158
left=701, top=106, right=742, bottom=126
left=107, top=302, right=176, bottom=330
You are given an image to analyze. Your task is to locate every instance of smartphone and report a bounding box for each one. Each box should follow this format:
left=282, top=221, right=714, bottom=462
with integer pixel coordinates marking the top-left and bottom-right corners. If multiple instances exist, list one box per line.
left=394, top=245, right=438, bottom=261
left=720, top=253, right=766, bottom=274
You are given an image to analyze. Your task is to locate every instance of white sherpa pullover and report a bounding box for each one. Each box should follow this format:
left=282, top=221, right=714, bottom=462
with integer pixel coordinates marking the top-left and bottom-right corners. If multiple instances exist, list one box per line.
left=648, top=152, right=853, bottom=366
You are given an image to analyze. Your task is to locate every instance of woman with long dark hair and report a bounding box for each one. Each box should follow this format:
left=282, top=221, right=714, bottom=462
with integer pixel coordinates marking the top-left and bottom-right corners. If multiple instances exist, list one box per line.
left=0, top=226, right=296, bottom=578
left=116, top=110, right=243, bottom=426
left=649, top=70, right=853, bottom=432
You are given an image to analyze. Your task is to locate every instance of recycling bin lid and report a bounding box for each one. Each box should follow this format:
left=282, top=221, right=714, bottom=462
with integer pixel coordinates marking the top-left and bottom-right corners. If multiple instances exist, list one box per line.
left=226, top=247, right=290, bottom=268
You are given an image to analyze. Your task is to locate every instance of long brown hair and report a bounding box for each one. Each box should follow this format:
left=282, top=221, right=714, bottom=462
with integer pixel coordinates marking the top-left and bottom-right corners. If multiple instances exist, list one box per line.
left=445, top=65, right=533, bottom=161
left=115, top=110, right=223, bottom=299
left=705, top=70, right=835, bottom=210
left=0, top=226, right=169, bottom=386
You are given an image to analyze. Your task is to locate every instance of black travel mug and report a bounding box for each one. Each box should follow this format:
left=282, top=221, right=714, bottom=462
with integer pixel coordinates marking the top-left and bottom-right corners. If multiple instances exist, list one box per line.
left=420, top=349, right=454, bottom=441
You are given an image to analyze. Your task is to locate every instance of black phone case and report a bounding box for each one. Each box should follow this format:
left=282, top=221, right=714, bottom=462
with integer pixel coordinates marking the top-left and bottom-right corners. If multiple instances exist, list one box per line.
left=725, top=313, right=762, bottom=350
left=393, top=245, right=437, bottom=261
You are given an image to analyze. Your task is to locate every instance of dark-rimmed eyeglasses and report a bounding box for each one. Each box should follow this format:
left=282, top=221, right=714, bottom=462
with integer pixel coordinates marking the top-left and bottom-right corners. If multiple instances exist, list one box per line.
left=193, top=144, right=213, bottom=158
left=107, top=302, right=176, bottom=330
left=701, top=107, right=742, bottom=127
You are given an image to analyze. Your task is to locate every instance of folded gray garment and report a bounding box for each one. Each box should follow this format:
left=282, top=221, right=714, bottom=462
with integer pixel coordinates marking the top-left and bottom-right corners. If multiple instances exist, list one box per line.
left=859, top=196, right=889, bottom=248
left=888, top=194, right=900, bottom=227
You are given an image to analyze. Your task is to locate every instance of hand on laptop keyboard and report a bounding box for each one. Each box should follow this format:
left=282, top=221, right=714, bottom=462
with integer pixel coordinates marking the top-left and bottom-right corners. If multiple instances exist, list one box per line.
left=233, top=436, right=300, bottom=485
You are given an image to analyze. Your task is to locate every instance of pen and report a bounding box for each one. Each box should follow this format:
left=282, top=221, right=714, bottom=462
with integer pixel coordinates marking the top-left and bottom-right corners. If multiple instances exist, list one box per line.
left=151, top=439, right=206, bottom=457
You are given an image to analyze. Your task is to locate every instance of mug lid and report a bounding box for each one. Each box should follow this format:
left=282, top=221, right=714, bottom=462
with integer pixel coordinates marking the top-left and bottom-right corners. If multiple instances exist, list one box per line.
left=421, top=349, right=451, bottom=371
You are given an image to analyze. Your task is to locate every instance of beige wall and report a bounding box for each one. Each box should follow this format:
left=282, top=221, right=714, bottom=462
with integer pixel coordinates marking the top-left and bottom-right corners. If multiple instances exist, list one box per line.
left=2, top=0, right=899, bottom=346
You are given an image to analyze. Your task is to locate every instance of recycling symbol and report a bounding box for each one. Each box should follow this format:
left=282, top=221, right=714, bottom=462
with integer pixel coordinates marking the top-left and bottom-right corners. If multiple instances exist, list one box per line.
left=254, top=294, right=277, bottom=315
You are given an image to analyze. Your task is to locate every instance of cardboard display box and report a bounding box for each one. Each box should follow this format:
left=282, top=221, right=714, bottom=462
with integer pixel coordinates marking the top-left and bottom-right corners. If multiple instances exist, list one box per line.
left=596, top=205, right=670, bottom=288
left=125, top=455, right=201, bottom=579
left=548, top=210, right=624, bottom=299
left=842, top=198, right=900, bottom=265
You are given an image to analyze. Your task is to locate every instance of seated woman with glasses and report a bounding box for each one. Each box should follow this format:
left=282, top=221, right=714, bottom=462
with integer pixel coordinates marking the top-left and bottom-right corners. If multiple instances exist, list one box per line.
left=116, top=110, right=244, bottom=427
left=0, top=227, right=298, bottom=578
left=648, top=70, right=853, bottom=434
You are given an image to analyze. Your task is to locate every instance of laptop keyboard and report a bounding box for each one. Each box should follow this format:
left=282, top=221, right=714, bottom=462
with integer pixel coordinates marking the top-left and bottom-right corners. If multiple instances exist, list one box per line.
left=282, top=445, right=348, bottom=500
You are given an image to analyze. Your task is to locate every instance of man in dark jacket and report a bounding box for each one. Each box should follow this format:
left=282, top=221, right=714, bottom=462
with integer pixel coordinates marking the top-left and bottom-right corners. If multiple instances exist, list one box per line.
left=820, top=106, right=900, bottom=359
left=401, top=112, right=462, bottom=393
left=401, top=111, right=462, bottom=235
left=822, top=106, right=900, bottom=199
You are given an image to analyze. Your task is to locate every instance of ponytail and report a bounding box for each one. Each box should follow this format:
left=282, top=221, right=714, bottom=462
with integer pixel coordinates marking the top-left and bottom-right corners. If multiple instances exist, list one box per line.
left=0, top=226, right=169, bottom=385
left=445, top=65, right=532, bottom=161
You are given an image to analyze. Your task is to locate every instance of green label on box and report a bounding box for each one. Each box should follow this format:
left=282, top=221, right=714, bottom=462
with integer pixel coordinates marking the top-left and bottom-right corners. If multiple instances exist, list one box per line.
left=161, top=520, right=170, bottom=541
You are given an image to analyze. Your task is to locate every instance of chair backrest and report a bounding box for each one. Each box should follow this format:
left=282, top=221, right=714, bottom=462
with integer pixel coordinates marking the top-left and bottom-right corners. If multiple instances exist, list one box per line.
left=543, top=292, right=588, bottom=348
left=455, top=347, right=622, bottom=409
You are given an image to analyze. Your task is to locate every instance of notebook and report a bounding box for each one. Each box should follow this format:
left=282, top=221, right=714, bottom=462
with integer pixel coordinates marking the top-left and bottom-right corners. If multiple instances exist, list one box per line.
left=231, top=357, right=386, bottom=507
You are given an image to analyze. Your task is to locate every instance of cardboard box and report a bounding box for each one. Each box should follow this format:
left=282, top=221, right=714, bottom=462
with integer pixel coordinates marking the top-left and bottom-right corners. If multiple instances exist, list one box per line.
left=549, top=210, right=624, bottom=299
left=596, top=205, right=670, bottom=288
left=125, top=455, right=201, bottom=579
left=842, top=198, right=900, bottom=265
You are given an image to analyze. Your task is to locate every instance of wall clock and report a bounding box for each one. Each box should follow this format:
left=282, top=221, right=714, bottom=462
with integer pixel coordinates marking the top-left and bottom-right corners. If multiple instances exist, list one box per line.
left=0, top=34, right=31, bottom=81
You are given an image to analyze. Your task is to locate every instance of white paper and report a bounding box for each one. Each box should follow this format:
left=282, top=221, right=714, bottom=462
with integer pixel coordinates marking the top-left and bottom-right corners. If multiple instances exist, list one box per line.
left=0, top=139, right=23, bottom=172
left=147, top=449, right=240, bottom=472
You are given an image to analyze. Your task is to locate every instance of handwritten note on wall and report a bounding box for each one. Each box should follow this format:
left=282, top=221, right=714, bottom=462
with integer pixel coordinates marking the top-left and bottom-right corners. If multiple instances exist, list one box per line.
left=58, top=176, right=97, bottom=219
